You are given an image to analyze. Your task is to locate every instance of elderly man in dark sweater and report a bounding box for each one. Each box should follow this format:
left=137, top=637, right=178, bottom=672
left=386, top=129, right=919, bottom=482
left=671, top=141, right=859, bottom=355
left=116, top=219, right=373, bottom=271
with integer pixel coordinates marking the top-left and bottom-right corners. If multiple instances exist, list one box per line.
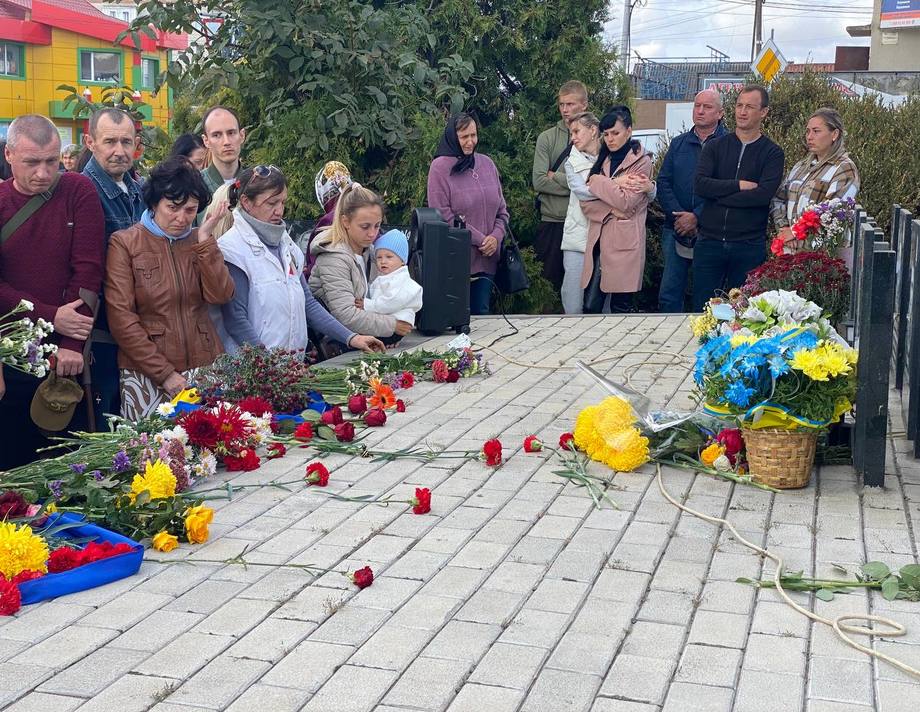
left=0, top=115, right=104, bottom=468
left=692, top=85, right=784, bottom=311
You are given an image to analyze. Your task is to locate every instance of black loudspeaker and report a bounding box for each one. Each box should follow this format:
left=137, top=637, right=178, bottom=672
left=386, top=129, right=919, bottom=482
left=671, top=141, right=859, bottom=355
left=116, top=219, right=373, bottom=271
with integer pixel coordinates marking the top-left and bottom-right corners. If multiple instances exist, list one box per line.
left=410, top=208, right=471, bottom=336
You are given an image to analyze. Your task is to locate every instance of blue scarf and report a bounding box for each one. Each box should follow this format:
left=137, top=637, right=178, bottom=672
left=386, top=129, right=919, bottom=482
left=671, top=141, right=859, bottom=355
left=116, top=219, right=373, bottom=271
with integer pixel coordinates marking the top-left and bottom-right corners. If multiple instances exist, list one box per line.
left=141, top=209, right=192, bottom=242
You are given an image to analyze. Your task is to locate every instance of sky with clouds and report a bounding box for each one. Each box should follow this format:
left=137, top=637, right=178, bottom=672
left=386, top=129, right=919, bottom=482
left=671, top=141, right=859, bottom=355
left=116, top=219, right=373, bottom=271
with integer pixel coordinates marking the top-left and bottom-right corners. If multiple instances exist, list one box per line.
left=605, top=0, right=874, bottom=66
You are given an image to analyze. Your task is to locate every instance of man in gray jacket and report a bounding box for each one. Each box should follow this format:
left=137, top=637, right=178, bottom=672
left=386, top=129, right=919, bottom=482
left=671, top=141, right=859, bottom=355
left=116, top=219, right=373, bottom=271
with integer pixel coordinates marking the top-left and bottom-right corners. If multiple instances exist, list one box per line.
left=532, top=80, right=587, bottom=295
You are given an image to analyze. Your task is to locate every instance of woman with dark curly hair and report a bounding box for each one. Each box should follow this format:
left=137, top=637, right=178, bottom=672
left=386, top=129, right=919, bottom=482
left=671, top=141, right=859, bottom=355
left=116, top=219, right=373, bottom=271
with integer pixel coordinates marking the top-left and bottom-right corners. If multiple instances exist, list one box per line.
left=105, top=156, right=234, bottom=419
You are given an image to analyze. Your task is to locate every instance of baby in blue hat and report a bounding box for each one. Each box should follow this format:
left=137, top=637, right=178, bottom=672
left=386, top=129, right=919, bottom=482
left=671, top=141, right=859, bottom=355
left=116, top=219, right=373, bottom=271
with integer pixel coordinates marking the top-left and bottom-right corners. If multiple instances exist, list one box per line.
left=355, top=229, right=423, bottom=327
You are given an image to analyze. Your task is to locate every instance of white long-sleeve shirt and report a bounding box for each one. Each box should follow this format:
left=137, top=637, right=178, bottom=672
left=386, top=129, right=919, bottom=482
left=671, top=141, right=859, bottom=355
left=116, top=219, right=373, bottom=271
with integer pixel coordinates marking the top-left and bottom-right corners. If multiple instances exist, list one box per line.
left=365, top=266, right=423, bottom=326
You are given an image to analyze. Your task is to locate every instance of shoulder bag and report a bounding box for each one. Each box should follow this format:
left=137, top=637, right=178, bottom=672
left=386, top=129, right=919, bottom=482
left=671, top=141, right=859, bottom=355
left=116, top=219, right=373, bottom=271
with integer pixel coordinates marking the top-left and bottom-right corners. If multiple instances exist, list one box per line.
left=493, top=218, right=530, bottom=295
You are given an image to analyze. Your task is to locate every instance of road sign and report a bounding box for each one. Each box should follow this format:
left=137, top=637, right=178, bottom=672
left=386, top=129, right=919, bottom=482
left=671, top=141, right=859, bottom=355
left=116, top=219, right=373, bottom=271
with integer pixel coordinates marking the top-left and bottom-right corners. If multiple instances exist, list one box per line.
left=751, top=39, right=788, bottom=83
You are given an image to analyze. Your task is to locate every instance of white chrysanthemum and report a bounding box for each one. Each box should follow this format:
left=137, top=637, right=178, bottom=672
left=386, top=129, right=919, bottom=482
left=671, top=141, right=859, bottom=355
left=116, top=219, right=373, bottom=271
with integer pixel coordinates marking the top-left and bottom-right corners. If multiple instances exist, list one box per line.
left=713, top=454, right=733, bottom=472
left=156, top=402, right=176, bottom=417
left=18, top=299, right=34, bottom=311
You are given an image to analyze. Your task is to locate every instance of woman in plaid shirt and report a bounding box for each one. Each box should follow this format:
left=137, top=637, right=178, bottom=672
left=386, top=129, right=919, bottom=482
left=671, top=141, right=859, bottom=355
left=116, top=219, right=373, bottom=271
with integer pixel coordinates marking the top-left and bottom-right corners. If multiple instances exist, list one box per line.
left=771, top=107, right=860, bottom=252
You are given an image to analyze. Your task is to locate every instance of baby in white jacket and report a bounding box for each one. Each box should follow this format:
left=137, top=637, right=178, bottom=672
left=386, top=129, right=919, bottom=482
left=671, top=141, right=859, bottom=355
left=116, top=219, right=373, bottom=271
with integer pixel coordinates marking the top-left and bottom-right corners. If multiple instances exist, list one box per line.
left=356, top=229, right=423, bottom=326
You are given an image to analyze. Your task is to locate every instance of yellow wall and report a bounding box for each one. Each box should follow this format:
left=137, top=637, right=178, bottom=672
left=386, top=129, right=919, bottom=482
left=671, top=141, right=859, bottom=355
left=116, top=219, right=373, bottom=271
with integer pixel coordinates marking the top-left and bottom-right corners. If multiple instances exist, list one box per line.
left=0, top=27, right=171, bottom=141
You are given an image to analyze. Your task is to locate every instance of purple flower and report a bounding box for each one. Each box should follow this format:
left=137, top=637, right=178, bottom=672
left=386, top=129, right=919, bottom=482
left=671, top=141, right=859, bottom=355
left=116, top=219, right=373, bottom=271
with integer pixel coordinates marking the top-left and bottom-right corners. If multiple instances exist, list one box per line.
left=90, top=470, right=103, bottom=481
left=112, top=450, right=131, bottom=473
left=49, top=480, right=64, bottom=500
left=69, top=463, right=86, bottom=475
left=26, top=341, right=40, bottom=365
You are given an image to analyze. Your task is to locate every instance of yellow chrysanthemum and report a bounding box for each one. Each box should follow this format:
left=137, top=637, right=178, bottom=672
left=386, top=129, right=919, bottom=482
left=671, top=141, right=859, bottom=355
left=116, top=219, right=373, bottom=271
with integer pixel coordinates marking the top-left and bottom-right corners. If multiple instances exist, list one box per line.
left=817, top=343, right=852, bottom=379
left=690, top=313, right=717, bottom=338
left=597, top=427, right=650, bottom=471
left=790, top=342, right=854, bottom=382
left=595, top=396, right=636, bottom=434
left=700, top=442, right=724, bottom=466
left=130, top=459, right=177, bottom=502
left=789, top=348, right=826, bottom=381
left=573, top=398, right=648, bottom=472
left=0, top=522, right=49, bottom=579
left=730, top=333, right=758, bottom=348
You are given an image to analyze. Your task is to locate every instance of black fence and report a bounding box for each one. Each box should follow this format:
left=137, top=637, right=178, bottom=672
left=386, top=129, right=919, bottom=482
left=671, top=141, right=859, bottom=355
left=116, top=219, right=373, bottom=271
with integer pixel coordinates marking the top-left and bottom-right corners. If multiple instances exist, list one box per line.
left=890, top=205, right=920, bottom=459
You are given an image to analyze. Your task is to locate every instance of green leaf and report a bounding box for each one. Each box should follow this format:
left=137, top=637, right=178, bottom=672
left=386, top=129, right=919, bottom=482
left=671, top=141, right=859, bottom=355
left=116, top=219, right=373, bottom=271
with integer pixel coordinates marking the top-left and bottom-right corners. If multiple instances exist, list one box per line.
left=861, top=561, right=890, bottom=581
left=882, top=576, right=901, bottom=601
left=815, top=588, right=835, bottom=602
left=299, top=409, right=322, bottom=423
left=317, top=425, right=335, bottom=441
left=899, top=564, right=920, bottom=589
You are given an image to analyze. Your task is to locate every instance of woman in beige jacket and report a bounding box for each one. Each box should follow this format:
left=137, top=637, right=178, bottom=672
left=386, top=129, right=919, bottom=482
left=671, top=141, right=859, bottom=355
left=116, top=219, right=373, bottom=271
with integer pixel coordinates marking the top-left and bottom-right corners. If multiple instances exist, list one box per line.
left=308, top=184, right=413, bottom=341
left=580, top=106, right=653, bottom=314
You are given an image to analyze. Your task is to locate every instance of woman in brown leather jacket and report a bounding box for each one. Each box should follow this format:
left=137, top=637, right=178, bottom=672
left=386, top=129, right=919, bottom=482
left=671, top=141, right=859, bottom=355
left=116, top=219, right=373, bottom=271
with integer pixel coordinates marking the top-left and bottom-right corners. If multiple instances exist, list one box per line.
left=105, top=157, right=234, bottom=420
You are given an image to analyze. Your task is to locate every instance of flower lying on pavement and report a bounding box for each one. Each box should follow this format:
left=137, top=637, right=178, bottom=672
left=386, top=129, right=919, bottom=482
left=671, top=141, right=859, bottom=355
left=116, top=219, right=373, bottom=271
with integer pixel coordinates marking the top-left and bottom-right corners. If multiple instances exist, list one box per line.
left=321, top=406, right=344, bottom=426
left=482, top=439, right=502, bottom=467
left=348, top=394, right=367, bottom=415
left=305, top=462, right=330, bottom=486
left=523, top=435, right=543, bottom=453
left=364, top=408, right=387, bottom=427
left=152, top=531, right=179, bottom=552
left=334, top=422, right=355, bottom=442
left=266, top=443, right=287, bottom=459
left=293, top=423, right=314, bottom=442
left=411, top=487, right=431, bottom=515
left=184, top=505, right=214, bottom=544
left=396, top=399, right=406, bottom=413
left=350, top=566, right=374, bottom=589
left=559, top=432, right=575, bottom=451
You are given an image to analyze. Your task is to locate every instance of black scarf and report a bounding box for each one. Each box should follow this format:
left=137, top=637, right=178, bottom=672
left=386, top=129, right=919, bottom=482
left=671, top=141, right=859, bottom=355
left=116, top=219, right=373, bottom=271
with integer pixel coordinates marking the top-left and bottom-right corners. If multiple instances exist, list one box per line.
left=590, top=139, right=639, bottom=178
left=435, top=115, right=475, bottom=175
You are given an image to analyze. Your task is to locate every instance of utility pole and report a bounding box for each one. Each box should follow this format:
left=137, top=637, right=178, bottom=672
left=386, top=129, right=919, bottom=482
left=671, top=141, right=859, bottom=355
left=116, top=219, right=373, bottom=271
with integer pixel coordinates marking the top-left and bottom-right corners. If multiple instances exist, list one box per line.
left=750, top=0, right=764, bottom=61
left=621, top=0, right=634, bottom=70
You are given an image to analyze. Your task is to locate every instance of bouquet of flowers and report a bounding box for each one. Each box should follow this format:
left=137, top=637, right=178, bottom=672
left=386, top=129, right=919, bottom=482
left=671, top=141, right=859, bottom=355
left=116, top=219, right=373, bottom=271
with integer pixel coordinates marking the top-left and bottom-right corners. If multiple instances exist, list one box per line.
left=0, top=299, right=56, bottom=377
left=743, top=251, right=850, bottom=324
left=771, top=197, right=856, bottom=256
left=692, top=290, right=857, bottom=430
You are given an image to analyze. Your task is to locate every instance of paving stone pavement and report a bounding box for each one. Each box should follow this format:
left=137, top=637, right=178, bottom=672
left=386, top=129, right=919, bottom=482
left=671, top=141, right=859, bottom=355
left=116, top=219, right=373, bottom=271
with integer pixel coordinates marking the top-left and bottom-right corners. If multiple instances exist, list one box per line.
left=3, top=314, right=920, bottom=711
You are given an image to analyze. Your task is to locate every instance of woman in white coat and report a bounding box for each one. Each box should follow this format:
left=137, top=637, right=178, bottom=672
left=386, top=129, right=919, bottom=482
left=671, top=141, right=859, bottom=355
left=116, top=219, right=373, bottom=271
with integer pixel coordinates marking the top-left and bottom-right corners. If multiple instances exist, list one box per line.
left=215, top=166, right=384, bottom=357
left=560, top=112, right=601, bottom=314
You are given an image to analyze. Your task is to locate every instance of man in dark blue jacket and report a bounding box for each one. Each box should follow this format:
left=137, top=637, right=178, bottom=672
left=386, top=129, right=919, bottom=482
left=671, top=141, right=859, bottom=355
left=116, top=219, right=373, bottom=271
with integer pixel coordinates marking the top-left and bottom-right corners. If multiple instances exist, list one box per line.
left=693, top=85, right=784, bottom=311
left=656, top=89, right=726, bottom=312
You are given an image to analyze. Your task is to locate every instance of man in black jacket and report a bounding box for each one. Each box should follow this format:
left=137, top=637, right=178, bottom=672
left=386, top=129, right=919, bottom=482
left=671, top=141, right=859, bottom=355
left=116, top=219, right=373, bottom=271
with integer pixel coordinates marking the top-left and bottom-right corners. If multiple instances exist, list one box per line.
left=692, top=85, right=784, bottom=310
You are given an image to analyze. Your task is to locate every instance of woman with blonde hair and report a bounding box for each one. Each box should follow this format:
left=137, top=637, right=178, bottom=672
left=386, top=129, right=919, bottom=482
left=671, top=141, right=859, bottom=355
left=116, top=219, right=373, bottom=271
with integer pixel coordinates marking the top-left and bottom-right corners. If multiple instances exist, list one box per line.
left=771, top=107, right=859, bottom=252
left=308, top=183, right=413, bottom=340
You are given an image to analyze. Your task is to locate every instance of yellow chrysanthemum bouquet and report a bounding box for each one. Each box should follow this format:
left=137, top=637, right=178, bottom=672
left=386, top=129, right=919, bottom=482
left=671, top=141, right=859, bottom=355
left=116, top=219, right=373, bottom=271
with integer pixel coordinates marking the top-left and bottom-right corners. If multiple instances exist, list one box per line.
left=573, top=397, right=650, bottom=472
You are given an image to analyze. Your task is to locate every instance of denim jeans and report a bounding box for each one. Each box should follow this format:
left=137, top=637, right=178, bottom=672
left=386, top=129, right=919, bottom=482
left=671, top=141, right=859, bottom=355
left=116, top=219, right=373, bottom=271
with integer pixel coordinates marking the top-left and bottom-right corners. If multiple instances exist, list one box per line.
left=470, top=273, right=493, bottom=315
left=658, top=227, right=692, bottom=313
left=692, top=237, right=766, bottom=311
left=561, top=250, right=584, bottom=314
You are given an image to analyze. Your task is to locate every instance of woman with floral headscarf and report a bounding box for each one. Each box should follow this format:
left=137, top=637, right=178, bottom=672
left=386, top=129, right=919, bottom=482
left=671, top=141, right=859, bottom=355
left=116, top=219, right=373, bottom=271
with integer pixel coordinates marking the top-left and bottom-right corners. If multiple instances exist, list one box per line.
left=304, top=161, right=353, bottom=279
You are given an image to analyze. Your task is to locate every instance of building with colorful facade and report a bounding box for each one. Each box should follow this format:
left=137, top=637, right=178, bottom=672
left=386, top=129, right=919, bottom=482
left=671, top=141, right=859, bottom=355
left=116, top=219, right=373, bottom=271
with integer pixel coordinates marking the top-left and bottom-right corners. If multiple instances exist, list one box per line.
left=0, top=0, right=185, bottom=145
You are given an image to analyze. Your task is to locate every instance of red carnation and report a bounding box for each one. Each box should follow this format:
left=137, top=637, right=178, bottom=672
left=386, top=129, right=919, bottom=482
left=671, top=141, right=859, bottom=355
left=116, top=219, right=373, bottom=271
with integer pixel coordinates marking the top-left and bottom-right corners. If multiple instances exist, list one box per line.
left=347, top=395, right=367, bottom=415
left=224, top=449, right=261, bottom=472
left=305, top=462, right=330, bottom=486
left=267, top=443, right=287, bottom=459
left=559, top=433, right=575, bottom=451
left=48, top=547, right=82, bottom=573
left=0, top=579, right=21, bottom=616
left=482, top=438, right=502, bottom=467
left=364, top=408, right=387, bottom=427
left=400, top=372, right=415, bottom=389
left=0, top=491, right=30, bottom=520
left=395, top=399, right=406, bottom=413
left=446, top=369, right=460, bottom=383
left=350, top=566, right=374, bottom=589
left=236, top=396, right=273, bottom=417
left=770, top=237, right=786, bottom=256
left=11, top=570, right=43, bottom=585
left=334, top=422, right=355, bottom=442
left=523, top=435, right=542, bottom=453
left=411, top=487, right=431, bottom=515
left=431, top=360, right=449, bottom=383
left=179, top=410, right=221, bottom=449
left=321, top=406, right=345, bottom=426
left=294, top=422, right=314, bottom=442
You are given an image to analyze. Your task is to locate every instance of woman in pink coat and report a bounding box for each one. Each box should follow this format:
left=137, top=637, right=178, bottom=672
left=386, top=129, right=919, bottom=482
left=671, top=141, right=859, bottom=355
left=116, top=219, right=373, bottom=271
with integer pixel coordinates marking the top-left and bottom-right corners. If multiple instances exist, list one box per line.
left=579, top=106, right=653, bottom=313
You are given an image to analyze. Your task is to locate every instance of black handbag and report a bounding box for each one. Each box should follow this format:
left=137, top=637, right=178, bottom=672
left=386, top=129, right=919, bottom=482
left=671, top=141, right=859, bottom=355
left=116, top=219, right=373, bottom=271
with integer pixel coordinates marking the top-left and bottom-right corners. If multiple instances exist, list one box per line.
left=494, top=220, right=530, bottom=295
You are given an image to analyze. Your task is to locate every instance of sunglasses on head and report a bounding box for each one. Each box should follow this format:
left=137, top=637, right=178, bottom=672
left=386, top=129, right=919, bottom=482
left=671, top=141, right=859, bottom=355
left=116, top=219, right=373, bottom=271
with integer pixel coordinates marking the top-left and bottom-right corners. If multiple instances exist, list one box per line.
left=237, top=165, right=282, bottom=193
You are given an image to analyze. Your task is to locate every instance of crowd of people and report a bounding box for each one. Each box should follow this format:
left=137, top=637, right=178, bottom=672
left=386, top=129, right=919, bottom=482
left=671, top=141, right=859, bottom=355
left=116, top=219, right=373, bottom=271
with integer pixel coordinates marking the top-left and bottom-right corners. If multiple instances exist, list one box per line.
left=532, top=80, right=860, bottom=314
left=0, top=81, right=861, bottom=468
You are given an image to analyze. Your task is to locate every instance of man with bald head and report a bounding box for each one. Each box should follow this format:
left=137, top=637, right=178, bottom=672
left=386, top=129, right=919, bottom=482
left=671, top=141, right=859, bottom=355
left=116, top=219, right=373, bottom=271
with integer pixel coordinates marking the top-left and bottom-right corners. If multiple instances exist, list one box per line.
left=655, top=88, right=726, bottom=312
left=0, top=114, right=104, bottom=467
left=200, top=105, right=245, bottom=195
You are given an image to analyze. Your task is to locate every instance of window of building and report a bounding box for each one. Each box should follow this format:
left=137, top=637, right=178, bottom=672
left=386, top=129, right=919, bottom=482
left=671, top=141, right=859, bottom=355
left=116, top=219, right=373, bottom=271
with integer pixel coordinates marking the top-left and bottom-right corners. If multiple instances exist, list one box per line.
left=0, top=43, right=24, bottom=78
left=141, top=57, right=159, bottom=89
left=122, top=10, right=130, bottom=21
left=79, top=50, right=121, bottom=84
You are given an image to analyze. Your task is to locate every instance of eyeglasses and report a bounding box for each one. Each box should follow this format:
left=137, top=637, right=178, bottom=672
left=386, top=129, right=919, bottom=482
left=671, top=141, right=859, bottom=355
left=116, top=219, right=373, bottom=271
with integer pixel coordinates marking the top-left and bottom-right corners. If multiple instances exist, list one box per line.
left=252, top=165, right=280, bottom=177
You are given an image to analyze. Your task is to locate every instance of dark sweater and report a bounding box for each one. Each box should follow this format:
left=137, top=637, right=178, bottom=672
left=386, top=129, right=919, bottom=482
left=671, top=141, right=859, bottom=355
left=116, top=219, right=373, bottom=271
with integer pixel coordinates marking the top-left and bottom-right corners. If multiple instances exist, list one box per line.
left=0, top=173, right=105, bottom=353
left=694, top=132, right=785, bottom=242
left=657, top=122, right=728, bottom=229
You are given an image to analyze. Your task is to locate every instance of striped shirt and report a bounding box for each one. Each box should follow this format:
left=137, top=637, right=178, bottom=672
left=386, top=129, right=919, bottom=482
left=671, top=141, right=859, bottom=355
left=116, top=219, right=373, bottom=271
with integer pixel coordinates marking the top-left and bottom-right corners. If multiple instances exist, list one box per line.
left=770, top=151, right=860, bottom=228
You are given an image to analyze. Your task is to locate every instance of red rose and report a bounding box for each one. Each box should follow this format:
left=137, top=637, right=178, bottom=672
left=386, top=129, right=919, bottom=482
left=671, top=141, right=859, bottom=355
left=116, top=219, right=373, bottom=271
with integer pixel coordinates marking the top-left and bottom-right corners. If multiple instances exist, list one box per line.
left=716, top=428, right=744, bottom=464
left=559, top=433, right=575, bottom=451
left=48, top=547, right=82, bottom=573
left=431, top=360, right=449, bottom=383
left=267, top=443, right=287, bottom=459
left=321, top=406, right=344, bottom=426
left=482, top=438, right=502, bottom=466
left=236, top=396, right=273, bottom=417
left=305, top=462, right=330, bottom=486
left=0, top=579, right=21, bottom=616
left=446, top=369, right=460, bottom=383
left=294, top=422, right=314, bottom=442
left=400, top=371, right=415, bottom=388
left=334, top=422, right=355, bottom=442
left=523, top=435, right=542, bottom=453
left=225, top=449, right=261, bottom=471
left=347, top=395, right=367, bottom=415
left=364, top=408, right=387, bottom=427
left=350, top=566, right=374, bottom=589
left=395, top=399, right=406, bottom=413
left=411, top=487, right=431, bottom=515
